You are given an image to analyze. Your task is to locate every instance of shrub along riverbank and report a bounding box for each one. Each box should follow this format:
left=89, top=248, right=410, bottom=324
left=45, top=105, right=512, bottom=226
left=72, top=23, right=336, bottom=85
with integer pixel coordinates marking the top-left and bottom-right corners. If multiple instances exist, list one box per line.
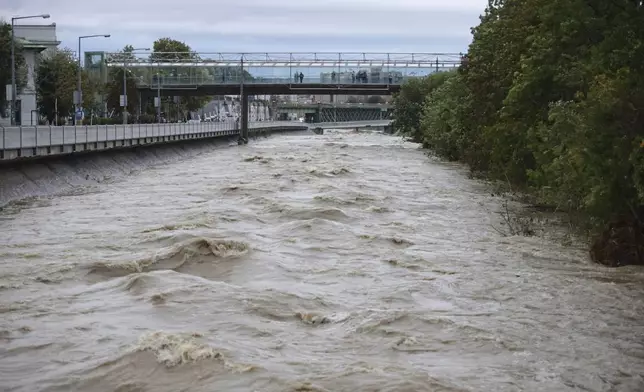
left=392, top=0, right=644, bottom=267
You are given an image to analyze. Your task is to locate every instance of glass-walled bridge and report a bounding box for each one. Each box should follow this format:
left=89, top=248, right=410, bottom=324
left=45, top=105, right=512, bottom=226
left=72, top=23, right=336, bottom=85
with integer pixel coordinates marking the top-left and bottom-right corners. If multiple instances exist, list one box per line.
left=94, top=52, right=463, bottom=94
left=85, top=52, right=463, bottom=141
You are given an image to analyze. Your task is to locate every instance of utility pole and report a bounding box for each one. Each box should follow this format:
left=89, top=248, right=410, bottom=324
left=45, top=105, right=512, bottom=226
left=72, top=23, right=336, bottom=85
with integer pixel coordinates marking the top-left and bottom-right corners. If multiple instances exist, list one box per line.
left=122, top=47, right=149, bottom=124
left=10, top=14, right=50, bottom=126
left=156, top=72, right=161, bottom=123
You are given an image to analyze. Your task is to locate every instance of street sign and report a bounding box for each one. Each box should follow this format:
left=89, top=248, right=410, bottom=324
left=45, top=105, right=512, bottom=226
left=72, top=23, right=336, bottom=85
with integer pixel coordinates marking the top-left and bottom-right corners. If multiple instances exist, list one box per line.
left=120, top=95, right=127, bottom=107
left=154, top=97, right=160, bottom=107
left=73, top=91, right=82, bottom=105
left=5, top=84, right=12, bottom=101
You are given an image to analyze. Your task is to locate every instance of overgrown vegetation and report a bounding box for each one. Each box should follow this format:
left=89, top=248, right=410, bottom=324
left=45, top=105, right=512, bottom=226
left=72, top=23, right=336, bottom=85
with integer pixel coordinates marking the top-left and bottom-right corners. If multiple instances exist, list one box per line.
left=391, top=0, right=644, bottom=267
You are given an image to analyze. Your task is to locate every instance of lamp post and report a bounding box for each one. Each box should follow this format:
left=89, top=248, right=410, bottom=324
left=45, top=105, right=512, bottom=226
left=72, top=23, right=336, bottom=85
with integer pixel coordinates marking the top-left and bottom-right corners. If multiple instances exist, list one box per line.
left=123, top=48, right=149, bottom=124
left=76, top=34, right=110, bottom=125
left=156, top=72, right=161, bottom=123
left=10, top=13, right=50, bottom=126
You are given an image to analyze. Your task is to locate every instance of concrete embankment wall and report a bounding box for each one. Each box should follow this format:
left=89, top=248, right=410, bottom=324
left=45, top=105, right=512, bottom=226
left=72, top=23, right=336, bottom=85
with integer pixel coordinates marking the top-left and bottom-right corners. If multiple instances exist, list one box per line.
left=0, top=126, right=307, bottom=208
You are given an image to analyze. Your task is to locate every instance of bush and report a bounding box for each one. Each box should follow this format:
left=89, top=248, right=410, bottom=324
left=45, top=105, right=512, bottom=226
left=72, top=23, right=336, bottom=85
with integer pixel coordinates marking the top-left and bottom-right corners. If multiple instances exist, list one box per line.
left=391, top=0, right=644, bottom=266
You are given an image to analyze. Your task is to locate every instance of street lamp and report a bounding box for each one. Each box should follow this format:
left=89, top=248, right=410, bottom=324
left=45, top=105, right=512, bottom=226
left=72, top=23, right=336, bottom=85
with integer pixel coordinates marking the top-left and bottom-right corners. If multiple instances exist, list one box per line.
left=10, top=13, right=50, bottom=126
left=76, top=34, right=110, bottom=125
left=123, top=48, right=150, bottom=124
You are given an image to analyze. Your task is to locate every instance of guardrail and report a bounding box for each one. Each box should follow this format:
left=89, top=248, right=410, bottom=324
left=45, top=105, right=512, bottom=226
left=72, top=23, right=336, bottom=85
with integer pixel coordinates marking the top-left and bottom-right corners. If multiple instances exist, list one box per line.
left=0, top=119, right=391, bottom=161
left=0, top=120, right=289, bottom=150
left=0, top=121, right=312, bottom=161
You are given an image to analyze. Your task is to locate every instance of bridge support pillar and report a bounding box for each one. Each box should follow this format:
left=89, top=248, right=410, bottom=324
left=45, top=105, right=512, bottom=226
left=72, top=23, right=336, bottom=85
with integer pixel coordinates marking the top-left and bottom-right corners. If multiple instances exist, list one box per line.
left=239, top=92, right=249, bottom=144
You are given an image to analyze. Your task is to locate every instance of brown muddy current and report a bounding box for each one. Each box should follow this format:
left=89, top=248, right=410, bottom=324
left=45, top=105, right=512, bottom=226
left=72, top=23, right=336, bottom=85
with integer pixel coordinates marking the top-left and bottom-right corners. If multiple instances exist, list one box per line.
left=1, top=129, right=643, bottom=392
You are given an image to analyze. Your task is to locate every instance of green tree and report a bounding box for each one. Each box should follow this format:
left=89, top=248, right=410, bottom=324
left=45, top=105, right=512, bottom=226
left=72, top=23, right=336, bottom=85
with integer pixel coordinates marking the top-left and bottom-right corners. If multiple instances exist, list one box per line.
left=0, top=21, right=26, bottom=118
left=419, top=72, right=473, bottom=160
left=390, top=71, right=451, bottom=142
left=105, top=45, right=141, bottom=119
left=150, top=37, right=211, bottom=121
left=206, top=64, right=255, bottom=83
left=36, top=48, right=98, bottom=123
left=392, top=0, right=644, bottom=265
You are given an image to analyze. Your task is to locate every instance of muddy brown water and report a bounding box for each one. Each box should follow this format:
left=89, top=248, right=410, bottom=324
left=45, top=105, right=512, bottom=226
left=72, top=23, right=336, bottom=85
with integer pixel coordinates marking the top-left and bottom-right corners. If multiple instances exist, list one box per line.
left=1, top=129, right=643, bottom=392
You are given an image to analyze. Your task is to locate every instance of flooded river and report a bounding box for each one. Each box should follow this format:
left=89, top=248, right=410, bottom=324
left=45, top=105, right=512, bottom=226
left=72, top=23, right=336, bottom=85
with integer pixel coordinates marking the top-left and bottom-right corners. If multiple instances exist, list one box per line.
left=1, top=129, right=643, bottom=392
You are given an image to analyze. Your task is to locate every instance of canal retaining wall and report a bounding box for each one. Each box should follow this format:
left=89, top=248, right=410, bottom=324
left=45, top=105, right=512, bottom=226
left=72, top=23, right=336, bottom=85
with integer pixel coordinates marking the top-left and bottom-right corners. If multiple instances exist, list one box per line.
left=0, top=123, right=308, bottom=208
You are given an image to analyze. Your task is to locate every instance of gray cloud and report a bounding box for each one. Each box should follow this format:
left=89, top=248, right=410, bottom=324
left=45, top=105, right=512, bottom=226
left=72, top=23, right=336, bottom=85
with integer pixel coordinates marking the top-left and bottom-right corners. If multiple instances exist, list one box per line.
left=2, top=0, right=485, bottom=53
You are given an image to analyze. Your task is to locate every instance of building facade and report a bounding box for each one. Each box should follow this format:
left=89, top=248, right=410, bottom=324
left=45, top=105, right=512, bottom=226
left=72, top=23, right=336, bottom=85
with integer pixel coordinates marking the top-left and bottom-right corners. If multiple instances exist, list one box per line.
left=11, top=23, right=60, bottom=125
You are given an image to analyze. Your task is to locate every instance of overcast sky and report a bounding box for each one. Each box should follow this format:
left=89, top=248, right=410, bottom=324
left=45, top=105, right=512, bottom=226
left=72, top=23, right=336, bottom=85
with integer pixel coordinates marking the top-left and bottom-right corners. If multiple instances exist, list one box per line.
left=2, top=0, right=487, bottom=54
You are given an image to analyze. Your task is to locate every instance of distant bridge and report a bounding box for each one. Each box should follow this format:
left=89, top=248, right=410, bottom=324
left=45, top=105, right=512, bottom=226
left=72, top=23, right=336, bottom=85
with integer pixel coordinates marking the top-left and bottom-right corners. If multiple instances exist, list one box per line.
left=276, top=103, right=391, bottom=123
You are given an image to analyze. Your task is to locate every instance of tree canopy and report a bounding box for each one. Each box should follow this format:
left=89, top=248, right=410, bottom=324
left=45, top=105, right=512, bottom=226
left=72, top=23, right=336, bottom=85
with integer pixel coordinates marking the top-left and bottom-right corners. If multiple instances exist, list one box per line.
left=149, top=37, right=211, bottom=120
left=36, top=48, right=98, bottom=124
left=391, top=0, right=644, bottom=266
left=104, top=45, right=141, bottom=118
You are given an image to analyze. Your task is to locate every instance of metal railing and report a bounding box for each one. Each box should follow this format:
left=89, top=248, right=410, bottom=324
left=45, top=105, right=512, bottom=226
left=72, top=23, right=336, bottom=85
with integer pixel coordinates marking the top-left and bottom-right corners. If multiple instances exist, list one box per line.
left=104, top=52, right=465, bottom=67
left=0, top=120, right=304, bottom=151
left=0, top=119, right=396, bottom=153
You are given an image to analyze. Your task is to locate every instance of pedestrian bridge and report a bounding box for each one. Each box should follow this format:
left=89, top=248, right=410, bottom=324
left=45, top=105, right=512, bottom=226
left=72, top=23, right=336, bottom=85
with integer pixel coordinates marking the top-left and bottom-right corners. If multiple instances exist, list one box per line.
left=99, top=52, right=463, bottom=96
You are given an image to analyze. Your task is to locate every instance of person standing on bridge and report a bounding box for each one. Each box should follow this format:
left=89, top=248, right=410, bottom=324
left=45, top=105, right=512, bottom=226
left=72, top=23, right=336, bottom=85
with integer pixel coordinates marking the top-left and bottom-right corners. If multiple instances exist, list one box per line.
left=351, top=71, right=356, bottom=84
left=331, top=71, right=336, bottom=82
left=294, top=73, right=299, bottom=83
left=299, top=72, right=304, bottom=83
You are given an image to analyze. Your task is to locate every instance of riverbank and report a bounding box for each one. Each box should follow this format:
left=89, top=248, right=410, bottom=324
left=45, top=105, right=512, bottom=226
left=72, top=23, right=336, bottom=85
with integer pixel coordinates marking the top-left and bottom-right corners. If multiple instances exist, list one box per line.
left=0, top=128, right=312, bottom=209
left=391, top=1, right=644, bottom=266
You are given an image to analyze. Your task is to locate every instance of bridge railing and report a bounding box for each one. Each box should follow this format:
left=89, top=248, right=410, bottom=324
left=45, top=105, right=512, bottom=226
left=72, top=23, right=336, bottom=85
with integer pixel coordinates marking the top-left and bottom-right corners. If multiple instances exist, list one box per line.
left=105, top=51, right=464, bottom=66
left=0, top=119, right=396, bottom=153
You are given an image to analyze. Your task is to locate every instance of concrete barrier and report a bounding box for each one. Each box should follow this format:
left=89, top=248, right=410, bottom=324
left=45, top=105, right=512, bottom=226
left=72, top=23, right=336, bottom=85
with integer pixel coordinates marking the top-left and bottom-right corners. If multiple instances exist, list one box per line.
left=0, top=121, right=306, bottom=161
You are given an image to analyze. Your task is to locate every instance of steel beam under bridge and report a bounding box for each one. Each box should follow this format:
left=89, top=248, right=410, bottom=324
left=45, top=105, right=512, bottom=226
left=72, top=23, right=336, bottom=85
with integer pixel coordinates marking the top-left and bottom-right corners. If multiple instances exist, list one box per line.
left=139, top=83, right=401, bottom=97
